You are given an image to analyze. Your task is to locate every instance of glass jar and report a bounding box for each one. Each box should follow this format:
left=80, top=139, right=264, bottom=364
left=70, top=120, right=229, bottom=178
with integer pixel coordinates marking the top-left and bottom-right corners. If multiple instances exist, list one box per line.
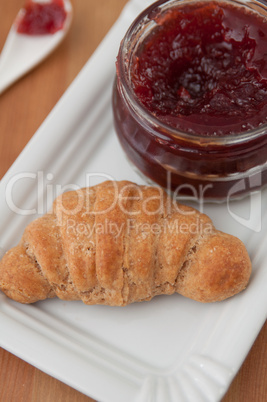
left=112, top=0, right=267, bottom=201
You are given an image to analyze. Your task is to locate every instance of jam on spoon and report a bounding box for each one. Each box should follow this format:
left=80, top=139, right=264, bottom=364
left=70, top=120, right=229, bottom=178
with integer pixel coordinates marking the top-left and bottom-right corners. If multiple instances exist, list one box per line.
left=17, top=0, right=67, bottom=35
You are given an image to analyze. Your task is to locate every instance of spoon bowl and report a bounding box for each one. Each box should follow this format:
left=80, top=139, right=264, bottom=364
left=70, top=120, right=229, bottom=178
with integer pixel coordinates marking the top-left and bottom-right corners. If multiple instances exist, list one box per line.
left=0, top=0, right=72, bottom=95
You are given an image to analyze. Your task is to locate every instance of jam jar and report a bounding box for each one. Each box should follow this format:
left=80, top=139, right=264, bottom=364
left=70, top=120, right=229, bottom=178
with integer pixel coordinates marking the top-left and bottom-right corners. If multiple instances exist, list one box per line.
left=112, top=0, right=267, bottom=201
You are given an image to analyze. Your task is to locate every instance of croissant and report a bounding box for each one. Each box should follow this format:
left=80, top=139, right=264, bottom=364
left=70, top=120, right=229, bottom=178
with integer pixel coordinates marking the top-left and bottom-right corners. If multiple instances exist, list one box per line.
left=0, top=180, right=251, bottom=305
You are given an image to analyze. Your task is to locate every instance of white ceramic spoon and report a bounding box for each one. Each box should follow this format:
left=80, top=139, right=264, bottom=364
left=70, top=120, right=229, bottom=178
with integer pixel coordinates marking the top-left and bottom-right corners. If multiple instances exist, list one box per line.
left=0, top=0, right=72, bottom=95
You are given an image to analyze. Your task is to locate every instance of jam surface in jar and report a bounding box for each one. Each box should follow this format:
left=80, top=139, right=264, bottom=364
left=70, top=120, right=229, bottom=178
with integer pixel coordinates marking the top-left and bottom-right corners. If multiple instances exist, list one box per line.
left=17, top=0, right=67, bottom=35
left=131, top=1, right=267, bottom=135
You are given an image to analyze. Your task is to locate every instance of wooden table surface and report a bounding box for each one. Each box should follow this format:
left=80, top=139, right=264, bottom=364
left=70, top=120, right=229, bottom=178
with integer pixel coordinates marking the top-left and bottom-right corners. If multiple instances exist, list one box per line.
left=0, top=1, right=266, bottom=401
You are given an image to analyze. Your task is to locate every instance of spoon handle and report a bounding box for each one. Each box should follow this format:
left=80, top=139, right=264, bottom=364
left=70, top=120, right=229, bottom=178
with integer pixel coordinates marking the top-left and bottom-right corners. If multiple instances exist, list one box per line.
left=0, top=27, right=68, bottom=95
left=0, top=30, right=20, bottom=95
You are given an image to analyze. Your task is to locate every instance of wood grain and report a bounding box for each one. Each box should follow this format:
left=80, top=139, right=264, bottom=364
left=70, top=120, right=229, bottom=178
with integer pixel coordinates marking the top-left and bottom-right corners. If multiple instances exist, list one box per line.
left=0, top=0, right=266, bottom=401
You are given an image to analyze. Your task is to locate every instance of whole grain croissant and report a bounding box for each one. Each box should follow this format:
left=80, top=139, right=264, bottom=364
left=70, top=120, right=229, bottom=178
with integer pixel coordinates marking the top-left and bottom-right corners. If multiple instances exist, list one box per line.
left=0, top=180, right=251, bottom=305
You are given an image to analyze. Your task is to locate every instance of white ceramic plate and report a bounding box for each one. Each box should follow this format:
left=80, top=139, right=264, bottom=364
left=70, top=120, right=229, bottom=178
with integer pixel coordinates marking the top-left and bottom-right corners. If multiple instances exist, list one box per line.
left=0, top=1, right=266, bottom=401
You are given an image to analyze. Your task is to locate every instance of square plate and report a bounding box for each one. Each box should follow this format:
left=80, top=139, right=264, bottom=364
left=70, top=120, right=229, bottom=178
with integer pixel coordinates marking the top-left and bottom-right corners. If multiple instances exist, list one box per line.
left=0, top=1, right=266, bottom=401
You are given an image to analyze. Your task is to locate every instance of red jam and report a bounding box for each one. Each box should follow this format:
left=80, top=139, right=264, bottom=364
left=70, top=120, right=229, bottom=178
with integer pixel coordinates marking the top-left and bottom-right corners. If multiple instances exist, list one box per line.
left=131, top=2, right=267, bottom=136
left=113, top=0, right=267, bottom=200
left=17, top=0, right=67, bottom=35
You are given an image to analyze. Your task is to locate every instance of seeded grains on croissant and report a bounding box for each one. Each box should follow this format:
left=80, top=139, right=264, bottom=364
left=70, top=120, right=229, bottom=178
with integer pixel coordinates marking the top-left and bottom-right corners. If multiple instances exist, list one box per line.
left=0, top=181, right=251, bottom=305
